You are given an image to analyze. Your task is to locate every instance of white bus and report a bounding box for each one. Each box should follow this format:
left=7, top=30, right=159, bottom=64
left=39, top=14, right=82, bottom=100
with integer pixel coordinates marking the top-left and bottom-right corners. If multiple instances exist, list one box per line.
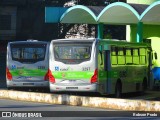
left=6, top=40, right=50, bottom=90
left=49, top=38, right=151, bottom=97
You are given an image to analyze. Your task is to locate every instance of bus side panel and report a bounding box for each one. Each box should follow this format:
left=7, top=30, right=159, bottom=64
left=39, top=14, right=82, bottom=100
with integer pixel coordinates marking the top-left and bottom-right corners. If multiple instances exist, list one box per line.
left=123, top=65, right=147, bottom=93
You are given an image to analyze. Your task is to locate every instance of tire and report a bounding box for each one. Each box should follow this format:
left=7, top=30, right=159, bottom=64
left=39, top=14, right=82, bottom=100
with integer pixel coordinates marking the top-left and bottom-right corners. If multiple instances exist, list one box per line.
left=115, top=82, right=122, bottom=98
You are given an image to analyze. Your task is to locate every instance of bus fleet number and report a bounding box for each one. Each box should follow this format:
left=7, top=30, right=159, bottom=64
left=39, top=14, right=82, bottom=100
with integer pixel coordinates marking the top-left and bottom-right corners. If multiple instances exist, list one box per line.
left=38, top=66, right=45, bottom=69
left=82, top=67, right=90, bottom=71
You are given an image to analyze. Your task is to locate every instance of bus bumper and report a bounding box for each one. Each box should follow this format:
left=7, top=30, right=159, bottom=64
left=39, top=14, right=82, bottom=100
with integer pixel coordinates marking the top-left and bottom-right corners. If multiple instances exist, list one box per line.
left=7, top=81, right=49, bottom=88
left=50, top=83, right=97, bottom=92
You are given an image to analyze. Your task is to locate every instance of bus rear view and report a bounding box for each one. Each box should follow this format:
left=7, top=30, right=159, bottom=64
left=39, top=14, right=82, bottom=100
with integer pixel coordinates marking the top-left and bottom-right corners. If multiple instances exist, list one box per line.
left=6, top=40, right=49, bottom=90
left=49, top=39, right=97, bottom=92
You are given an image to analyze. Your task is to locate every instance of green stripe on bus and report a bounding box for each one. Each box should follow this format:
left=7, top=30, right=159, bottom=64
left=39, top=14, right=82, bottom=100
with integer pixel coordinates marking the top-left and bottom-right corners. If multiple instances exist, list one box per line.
left=52, top=71, right=94, bottom=79
left=10, top=69, right=47, bottom=76
left=98, top=70, right=118, bottom=79
left=52, top=70, right=118, bottom=80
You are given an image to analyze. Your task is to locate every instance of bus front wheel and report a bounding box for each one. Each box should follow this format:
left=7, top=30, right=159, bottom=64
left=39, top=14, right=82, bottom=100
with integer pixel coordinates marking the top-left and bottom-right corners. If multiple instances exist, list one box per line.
left=115, top=82, right=122, bottom=98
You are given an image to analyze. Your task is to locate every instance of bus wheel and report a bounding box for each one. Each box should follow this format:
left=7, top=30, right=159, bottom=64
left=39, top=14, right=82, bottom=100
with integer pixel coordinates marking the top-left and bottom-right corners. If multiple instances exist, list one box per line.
left=115, top=82, right=122, bottom=98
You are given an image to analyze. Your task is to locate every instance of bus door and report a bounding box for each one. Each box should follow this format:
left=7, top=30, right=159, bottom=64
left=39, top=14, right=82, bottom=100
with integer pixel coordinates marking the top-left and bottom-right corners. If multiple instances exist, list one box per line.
left=98, top=48, right=111, bottom=94
left=104, top=50, right=112, bottom=94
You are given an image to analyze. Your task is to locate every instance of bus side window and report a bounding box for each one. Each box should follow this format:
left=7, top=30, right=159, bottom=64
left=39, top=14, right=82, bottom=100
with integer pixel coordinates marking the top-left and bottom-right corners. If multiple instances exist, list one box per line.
left=133, top=48, right=139, bottom=65
left=139, top=48, right=146, bottom=65
left=111, top=46, right=117, bottom=65
left=126, top=48, right=133, bottom=65
left=118, top=47, right=125, bottom=65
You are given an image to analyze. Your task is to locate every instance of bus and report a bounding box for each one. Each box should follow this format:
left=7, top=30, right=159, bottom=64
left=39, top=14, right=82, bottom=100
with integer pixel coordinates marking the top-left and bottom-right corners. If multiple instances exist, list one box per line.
left=49, top=38, right=151, bottom=97
left=6, top=40, right=50, bottom=91
left=149, top=38, right=160, bottom=89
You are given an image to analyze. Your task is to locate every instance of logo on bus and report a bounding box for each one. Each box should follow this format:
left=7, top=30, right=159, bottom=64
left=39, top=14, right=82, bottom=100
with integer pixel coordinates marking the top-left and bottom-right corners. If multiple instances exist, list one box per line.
left=11, top=65, right=16, bottom=69
left=62, top=73, right=66, bottom=78
left=55, top=66, right=59, bottom=71
left=18, top=70, right=23, bottom=75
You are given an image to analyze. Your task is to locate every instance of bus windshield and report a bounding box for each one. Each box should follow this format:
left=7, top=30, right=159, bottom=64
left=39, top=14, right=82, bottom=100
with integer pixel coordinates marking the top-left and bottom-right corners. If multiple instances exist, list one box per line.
left=53, top=43, right=92, bottom=64
left=11, top=43, right=46, bottom=63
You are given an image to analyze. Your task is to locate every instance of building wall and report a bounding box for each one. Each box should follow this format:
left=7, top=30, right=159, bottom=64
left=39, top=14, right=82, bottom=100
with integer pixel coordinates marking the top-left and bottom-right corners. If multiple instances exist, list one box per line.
left=0, top=6, right=17, bottom=40
left=0, top=1, right=58, bottom=41
left=0, top=1, right=58, bottom=87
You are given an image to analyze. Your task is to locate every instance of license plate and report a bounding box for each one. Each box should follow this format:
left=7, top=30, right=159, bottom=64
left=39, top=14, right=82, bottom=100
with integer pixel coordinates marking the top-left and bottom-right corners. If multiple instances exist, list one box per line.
left=66, top=87, right=78, bottom=89
left=23, top=83, right=34, bottom=85
left=69, top=80, right=76, bottom=83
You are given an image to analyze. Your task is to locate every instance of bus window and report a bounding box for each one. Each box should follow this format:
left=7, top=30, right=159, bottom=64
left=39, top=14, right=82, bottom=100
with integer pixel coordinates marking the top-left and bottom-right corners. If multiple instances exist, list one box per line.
left=126, top=48, right=132, bottom=65
left=140, top=48, right=146, bottom=65
left=140, top=48, right=146, bottom=55
left=53, top=43, right=92, bottom=64
left=11, top=44, right=46, bottom=63
left=118, top=47, right=125, bottom=65
left=111, top=46, right=116, bottom=55
left=111, top=46, right=117, bottom=65
left=133, top=48, right=139, bottom=65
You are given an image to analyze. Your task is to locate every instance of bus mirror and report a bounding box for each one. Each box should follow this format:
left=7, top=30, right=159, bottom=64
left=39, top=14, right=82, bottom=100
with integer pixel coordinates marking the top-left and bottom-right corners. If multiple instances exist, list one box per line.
left=154, top=52, right=158, bottom=60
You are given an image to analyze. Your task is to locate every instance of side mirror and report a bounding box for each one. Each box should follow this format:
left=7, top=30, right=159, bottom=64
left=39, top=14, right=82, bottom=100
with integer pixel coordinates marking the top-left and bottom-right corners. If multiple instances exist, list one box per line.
left=154, top=52, right=158, bottom=60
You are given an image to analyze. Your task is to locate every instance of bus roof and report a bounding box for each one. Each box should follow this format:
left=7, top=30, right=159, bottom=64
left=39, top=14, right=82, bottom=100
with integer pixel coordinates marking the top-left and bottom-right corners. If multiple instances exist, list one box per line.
left=51, top=38, right=96, bottom=43
left=8, top=40, right=49, bottom=44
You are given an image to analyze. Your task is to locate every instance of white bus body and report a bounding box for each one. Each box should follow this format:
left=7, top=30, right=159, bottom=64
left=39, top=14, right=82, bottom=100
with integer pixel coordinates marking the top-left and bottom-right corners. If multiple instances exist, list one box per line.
left=6, top=40, right=50, bottom=89
left=49, top=39, right=150, bottom=97
left=49, top=39, right=97, bottom=92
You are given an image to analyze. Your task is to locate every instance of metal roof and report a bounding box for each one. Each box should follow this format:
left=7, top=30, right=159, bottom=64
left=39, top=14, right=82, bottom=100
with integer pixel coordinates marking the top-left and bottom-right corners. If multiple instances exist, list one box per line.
left=60, top=5, right=102, bottom=24
left=60, top=1, right=160, bottom=25
left=140, top=1, right=160, bottom=25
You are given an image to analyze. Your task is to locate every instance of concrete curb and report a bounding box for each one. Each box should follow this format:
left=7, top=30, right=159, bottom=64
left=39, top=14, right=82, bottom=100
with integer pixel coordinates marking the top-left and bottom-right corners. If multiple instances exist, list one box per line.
left=0, top=90, right=160, bottom=111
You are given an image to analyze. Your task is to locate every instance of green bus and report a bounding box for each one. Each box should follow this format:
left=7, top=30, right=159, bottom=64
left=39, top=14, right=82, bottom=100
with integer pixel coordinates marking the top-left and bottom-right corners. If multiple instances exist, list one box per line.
left=49, top=38, right=151, bottom=97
